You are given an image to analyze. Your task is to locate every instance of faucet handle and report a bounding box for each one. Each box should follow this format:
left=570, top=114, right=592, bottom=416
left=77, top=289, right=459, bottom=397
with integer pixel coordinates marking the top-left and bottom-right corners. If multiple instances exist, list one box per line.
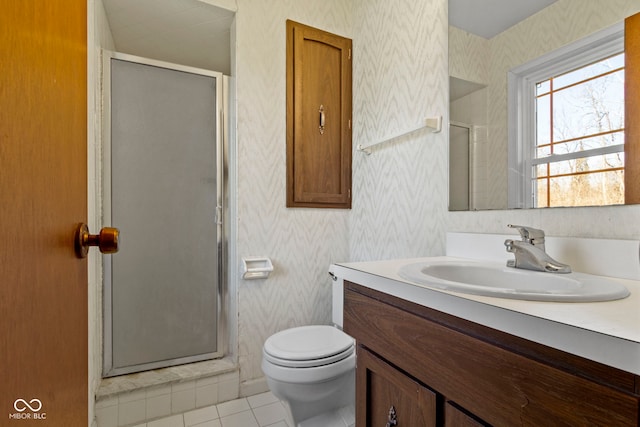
left=507, top=224, right=545, bottom=246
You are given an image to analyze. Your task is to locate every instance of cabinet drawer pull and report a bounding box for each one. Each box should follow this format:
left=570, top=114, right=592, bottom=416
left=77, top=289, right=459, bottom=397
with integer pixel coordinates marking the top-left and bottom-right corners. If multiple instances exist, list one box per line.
left=386, top=405, right=397, bottom=427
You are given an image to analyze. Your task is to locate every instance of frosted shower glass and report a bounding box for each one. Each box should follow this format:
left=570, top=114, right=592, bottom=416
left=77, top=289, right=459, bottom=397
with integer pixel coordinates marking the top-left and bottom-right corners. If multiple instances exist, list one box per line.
left=108, top=58, right=220, bottom=373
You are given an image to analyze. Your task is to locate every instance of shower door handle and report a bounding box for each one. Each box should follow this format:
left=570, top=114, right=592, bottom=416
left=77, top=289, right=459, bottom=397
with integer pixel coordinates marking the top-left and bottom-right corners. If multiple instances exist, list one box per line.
left=74, top=223, right=120, bottom=258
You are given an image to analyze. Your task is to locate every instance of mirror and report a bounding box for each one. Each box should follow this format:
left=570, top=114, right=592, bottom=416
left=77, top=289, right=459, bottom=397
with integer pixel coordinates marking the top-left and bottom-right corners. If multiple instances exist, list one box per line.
left=448, top=0, right=639, bottom=210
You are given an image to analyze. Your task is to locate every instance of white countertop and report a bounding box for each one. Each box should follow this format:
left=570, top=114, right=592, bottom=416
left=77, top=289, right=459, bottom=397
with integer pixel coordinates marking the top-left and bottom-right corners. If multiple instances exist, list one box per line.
left=330, top=256, right=640, bottom=376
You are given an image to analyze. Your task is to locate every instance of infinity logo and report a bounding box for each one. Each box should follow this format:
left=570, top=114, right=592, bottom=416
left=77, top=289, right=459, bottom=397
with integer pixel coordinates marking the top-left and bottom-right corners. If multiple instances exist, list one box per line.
left=14, top=399, right=43, bottom=412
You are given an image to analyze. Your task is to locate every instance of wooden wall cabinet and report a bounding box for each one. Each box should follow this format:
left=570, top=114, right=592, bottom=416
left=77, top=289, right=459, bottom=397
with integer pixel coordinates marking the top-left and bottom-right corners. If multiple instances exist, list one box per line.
left=344, top=281, right=640, bottom=426
left=286, top=20, right=352, bottom=209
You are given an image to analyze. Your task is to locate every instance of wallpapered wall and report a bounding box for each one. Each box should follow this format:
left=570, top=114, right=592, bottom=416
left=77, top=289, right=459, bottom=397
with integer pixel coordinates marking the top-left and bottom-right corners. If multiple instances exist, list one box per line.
left=233, top=0, right=449, bottom=388
left=348, top=0, right=449, bottom=262
left=449, top=26, right=487, bottom=85
left=233, top=0, right=354, bottom=389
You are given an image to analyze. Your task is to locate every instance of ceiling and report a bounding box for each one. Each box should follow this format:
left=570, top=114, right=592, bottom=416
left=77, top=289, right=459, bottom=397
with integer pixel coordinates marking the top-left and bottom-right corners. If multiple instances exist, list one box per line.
left=101, top=0, right=234, bottom=73
left=449, top=0, right=558, bottom=39
left=101, top=0, right=558, bottom=74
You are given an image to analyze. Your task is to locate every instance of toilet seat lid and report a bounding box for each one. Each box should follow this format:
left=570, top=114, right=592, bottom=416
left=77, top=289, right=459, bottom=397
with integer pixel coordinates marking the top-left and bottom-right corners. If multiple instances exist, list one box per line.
left=264, top=325, right=354, bottom=362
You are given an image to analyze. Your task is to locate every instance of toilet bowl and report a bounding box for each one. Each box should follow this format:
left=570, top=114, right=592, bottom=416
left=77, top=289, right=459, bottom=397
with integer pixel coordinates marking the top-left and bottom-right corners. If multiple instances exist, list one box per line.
left=261, top=277, right=355, bottom=426
left=262, top=325, right=355, bottom=425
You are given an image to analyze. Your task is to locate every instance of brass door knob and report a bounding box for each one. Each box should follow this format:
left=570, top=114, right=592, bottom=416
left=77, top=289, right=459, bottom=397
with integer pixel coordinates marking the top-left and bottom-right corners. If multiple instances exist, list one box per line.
left=74, top=223, right=119, bottom=258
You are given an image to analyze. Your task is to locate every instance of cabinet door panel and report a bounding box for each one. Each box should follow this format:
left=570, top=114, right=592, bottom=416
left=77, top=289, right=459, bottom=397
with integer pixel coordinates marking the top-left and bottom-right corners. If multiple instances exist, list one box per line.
left=356, top=347, right=437, bottom=427
left=445, top=402, right=487, bottom=427
left=286, top=20, right=352, bottom=208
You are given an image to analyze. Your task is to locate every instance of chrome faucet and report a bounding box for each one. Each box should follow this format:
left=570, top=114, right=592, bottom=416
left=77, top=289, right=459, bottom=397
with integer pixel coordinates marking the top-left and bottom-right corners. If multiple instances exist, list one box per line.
left=504, top=224, right=571, bottom=273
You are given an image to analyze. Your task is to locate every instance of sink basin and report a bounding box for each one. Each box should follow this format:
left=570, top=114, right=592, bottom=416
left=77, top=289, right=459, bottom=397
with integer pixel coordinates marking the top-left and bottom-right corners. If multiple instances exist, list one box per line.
left=397, top=260, right=630, bottom=302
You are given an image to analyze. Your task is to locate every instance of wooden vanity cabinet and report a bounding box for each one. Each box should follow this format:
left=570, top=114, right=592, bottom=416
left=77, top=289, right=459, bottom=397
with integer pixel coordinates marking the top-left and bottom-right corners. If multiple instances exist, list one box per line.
left=343, top=281, right=640, bottom=427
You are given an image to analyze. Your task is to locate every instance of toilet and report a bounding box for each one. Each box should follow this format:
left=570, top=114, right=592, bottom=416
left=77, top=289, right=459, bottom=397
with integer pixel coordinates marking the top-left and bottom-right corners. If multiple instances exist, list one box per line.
left=261, top=278, right=355, bottom=426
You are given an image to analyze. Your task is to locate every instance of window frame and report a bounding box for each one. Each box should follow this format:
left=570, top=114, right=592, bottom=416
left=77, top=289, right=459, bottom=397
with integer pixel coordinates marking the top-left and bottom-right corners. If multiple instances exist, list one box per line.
left=507, top=23, right=624, bottom=208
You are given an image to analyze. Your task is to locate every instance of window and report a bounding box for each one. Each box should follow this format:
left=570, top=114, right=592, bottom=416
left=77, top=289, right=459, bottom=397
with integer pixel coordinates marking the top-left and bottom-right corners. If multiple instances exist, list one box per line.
left=534, top=53, right=624, bottom=207
left=508, top=23, right=624, bottom=208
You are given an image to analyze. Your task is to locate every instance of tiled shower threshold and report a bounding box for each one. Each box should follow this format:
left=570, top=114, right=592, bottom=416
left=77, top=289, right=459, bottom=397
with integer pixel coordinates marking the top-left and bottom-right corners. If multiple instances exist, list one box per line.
left=97, top=357, right=237, bottom=399
left=95, top=357, right=243, bottom=426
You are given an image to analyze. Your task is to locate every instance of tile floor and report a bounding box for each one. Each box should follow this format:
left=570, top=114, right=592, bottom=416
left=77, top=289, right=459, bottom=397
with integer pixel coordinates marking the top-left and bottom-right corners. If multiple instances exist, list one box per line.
left=128, top=392, right=355, bottom=427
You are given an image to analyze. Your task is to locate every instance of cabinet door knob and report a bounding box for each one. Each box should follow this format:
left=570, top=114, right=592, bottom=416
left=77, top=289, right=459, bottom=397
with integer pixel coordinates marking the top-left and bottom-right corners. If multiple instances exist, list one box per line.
left=386, top=405, right=398, bottom=427
left=74, top=223, right=119, bottom=258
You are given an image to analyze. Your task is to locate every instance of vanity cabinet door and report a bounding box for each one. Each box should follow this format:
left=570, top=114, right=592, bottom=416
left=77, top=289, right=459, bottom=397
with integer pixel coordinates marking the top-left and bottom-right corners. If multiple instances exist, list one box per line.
left=444, top=402, right=488, bottom=427
left=356, top=346, right=437, bottom=427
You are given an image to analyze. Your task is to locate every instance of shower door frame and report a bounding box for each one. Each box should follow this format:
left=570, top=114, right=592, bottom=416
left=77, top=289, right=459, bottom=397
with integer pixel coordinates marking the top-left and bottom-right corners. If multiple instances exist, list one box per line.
left=101, top=51, right=227, bottom=377
left=449, top=120, right=474, bottom=211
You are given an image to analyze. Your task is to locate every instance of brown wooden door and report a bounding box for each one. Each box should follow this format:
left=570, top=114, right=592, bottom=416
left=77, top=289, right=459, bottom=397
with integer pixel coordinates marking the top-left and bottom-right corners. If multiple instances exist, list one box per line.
left=1, top=1, right=88, bottom=426
left=286, top=20, right=352, bottom=208
left=356, top=347, right=437, bottom=427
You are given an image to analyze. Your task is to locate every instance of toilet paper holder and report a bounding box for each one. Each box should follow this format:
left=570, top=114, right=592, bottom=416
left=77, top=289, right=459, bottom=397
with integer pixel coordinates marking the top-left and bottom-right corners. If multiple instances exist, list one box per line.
left=242, top=257, right=274, bottom=280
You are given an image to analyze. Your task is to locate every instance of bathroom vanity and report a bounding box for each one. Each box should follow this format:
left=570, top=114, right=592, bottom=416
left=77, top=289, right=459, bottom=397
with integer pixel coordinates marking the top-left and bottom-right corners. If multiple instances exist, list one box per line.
left=344, top=280, right=638, bottom=426
left=330, top=233, right=640, bottom=426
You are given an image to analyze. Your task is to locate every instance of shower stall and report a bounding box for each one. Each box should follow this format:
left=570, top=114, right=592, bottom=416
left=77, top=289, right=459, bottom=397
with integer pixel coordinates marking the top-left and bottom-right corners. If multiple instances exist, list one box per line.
left=102, top=52, right=227, bottom=377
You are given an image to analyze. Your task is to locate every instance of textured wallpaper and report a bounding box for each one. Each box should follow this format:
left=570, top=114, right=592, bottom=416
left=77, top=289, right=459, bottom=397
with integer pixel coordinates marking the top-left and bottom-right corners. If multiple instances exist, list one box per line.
left=233, top=0, right=449, bottom=388
left=349, top=0, right=449, bottom=261
left=234, top=0, right=353, bottom=387
left=449, top=25, right=488, bottom=85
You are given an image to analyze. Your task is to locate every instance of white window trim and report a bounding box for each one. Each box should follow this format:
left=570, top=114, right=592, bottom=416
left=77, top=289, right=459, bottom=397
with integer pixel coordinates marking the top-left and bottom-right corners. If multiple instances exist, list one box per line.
left=507, top=22, right=624, bottom=209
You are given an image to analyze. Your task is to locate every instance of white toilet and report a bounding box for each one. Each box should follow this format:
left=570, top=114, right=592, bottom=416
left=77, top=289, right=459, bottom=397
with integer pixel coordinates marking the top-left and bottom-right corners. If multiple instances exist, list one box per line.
left=261, top=278, right=355, bottom=426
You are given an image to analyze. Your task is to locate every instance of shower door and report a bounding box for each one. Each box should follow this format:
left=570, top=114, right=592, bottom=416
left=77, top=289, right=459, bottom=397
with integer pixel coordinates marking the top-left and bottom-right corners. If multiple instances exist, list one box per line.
left=103, top=53, right=225, bottom=377
left=449, top=122, right=471, bottom=211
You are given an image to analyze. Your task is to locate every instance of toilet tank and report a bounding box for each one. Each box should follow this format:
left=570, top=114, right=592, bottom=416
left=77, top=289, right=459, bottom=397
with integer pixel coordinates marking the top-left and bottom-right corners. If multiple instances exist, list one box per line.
left=331, top=277, right=344, bottom=328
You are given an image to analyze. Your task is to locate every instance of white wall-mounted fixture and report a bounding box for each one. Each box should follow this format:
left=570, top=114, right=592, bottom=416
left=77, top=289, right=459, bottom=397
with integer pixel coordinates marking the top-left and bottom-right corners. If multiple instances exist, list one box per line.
left=357, top=115, right=442, bottom=155
left=242, top=257, right=274, bottom=280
